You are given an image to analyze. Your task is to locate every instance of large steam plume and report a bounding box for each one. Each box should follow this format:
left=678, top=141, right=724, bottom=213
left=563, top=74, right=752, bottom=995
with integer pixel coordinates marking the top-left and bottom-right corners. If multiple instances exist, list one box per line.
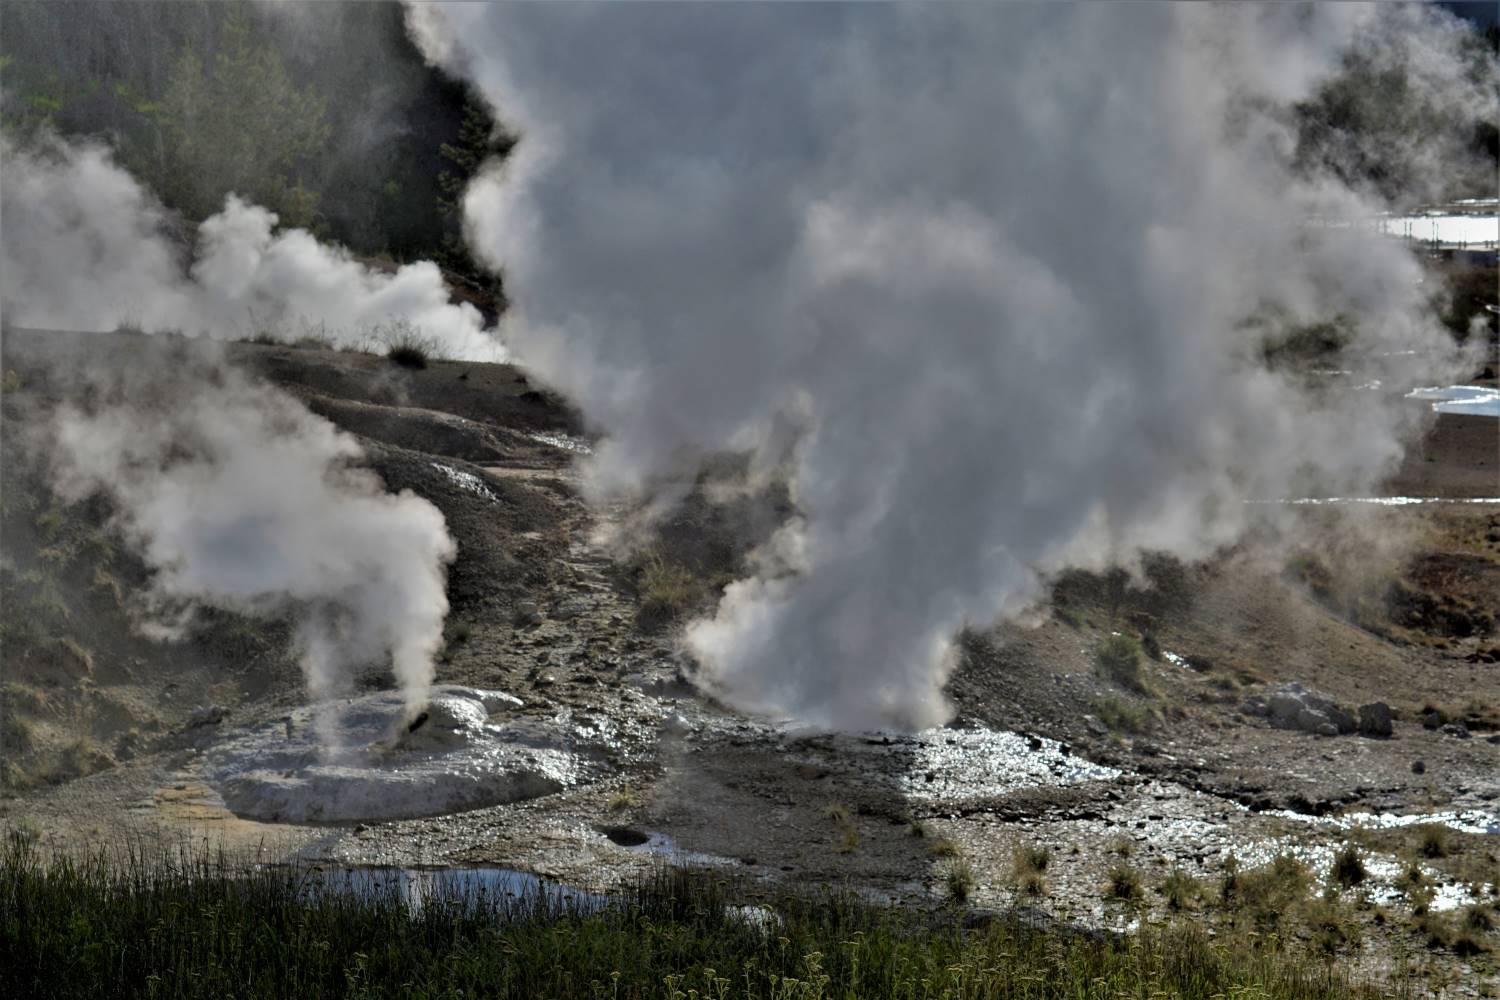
left=0, top=134, right=501, bottom=361
left=410, top=2, right=1495, bottom=729
left=41, top=337, right=455, bottom=711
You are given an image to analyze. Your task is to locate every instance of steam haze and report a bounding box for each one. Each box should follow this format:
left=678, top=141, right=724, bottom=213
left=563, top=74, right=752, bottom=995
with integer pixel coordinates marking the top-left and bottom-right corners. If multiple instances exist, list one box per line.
left=0, top=134, right=501, bottom=360
left=38, top=338, right=456, bottom=712
left=409, top=2, right=1496, bottom=729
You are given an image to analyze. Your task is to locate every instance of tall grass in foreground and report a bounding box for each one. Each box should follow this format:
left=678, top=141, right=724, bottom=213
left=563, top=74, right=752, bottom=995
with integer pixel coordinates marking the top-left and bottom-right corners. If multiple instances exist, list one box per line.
left=0, top=835, right=1387, bottom=999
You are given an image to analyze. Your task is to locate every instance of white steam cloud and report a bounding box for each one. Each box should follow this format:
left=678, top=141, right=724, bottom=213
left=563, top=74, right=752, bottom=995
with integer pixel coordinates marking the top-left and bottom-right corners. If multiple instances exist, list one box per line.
left=0, top=134, right=501, bottom=361
left=411, top=2, right=1494, bottom=729
left=43, top=339, right=455, bottom=711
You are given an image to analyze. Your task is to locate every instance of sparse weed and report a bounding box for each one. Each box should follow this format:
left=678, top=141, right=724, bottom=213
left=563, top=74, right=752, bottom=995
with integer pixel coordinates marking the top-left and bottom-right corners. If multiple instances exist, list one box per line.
left=821, top=801, right=850, bottom=824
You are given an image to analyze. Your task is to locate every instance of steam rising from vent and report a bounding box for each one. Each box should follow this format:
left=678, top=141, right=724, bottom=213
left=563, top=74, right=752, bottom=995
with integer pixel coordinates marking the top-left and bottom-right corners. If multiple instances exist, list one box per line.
left=410, top=2, right=1494, bottom=730
left=0, top=134, right=501, bottom=361
left=42, top=339, right=456, bottom=712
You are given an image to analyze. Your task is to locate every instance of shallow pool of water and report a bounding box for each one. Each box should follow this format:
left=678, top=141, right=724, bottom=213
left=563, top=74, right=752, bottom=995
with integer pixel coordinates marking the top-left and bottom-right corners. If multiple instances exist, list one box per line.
left=1407, top=384, right=1500, bottom=418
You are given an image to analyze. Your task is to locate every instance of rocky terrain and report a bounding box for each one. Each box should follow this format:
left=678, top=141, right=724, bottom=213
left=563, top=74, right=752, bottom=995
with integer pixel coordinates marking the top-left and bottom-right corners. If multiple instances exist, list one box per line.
left=2, top=327, right=1498, bottom=994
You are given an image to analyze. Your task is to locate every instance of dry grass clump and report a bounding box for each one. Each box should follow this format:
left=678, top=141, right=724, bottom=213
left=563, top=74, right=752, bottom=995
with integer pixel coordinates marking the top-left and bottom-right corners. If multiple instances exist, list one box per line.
left=606, top=784, right=639, bottom=813
left=1329, top=844, right=1367, bottom=888
left=1414, top=823, right=1449, bottom=859
left=378, top=320, right=442, bottom=370
left=823, top=801, right=859, bottom=854
left=1095, top=634, right=1146, bottom=692
left=1413, top=905, right=1494, bottom=956
left=1093, top=695, right=1153, bottom=735
left=943, top=856, right=976, bottom=902
left=1160, top=869, right=1205, bottom=911
left=1011, top=843, right=1050, bottom=898
left=632, top=552, right=706, bottom=630
left=928, top=835, right=962, bottom=859
left=1106, top=862, right=1143, bottom=902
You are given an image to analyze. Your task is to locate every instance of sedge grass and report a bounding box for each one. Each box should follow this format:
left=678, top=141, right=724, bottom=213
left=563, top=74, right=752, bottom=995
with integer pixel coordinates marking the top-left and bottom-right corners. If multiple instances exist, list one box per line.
left=0, top=834, right=1389, bottom=999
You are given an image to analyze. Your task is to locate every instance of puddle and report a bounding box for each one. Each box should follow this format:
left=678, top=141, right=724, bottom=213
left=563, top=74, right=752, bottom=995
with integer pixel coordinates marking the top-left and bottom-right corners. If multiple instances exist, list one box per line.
left=1250, top=497, right=1500, bottom=507
left=206, top=687, right=591, bottom=823
left=527, top=431, right=594, bottom=455
left=601, top=827, right=733, bottom=867
left=430, top=462, right=501, bottom=501
left=1267, top=808, right=1500, bottom=836
left=602, top=826, right=651, bottom=847
left=862, top=727, right=1120, bottom=805
left=1378, top=214, right=1499, bottom=247
left=1226, top=840, right=1490, bottom=914
left=303, top=865, right=603, bottom=915
left=1406, top=384, right=1500, bottom=418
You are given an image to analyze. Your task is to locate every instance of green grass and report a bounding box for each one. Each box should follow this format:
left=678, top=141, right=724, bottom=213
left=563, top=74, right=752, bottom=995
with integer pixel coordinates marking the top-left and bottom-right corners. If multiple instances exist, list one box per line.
left=0, top=836, right=1390, bottom=999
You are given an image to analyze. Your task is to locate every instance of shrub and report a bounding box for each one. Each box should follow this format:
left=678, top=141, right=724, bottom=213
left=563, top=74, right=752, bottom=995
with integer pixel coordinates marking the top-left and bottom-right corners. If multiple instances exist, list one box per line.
left=1095, top=634, right=1144, bottom=691
left=1093, top=695, right=1152, bottom=734
left=1330, top=845, right=1366, bottom=888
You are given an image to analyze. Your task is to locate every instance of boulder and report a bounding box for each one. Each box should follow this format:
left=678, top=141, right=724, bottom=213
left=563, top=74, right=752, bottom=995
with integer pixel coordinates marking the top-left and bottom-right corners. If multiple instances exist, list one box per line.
left=1265, top=682, right=1356, bottom=736
left=1358, top=702, right=1394, bottom=738
left=187, top=704, right=227, bottom=728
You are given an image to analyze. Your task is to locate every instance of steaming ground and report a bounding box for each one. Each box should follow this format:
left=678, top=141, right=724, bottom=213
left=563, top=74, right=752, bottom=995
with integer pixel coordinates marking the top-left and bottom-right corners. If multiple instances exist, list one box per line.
left=412, top=0, right=1496, bottom=731
left=3, top=332, right=1498, bottom=987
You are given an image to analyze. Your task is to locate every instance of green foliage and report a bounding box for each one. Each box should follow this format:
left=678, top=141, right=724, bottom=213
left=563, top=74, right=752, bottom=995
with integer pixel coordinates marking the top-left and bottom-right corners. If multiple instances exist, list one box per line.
left=1093, top=694, right=1153, bottom=734
left=0, top=842, right=1392, bottom=999
left=155, top=11, right=329, bottom=227
left=1095, top=634, right=1145, bottom=692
